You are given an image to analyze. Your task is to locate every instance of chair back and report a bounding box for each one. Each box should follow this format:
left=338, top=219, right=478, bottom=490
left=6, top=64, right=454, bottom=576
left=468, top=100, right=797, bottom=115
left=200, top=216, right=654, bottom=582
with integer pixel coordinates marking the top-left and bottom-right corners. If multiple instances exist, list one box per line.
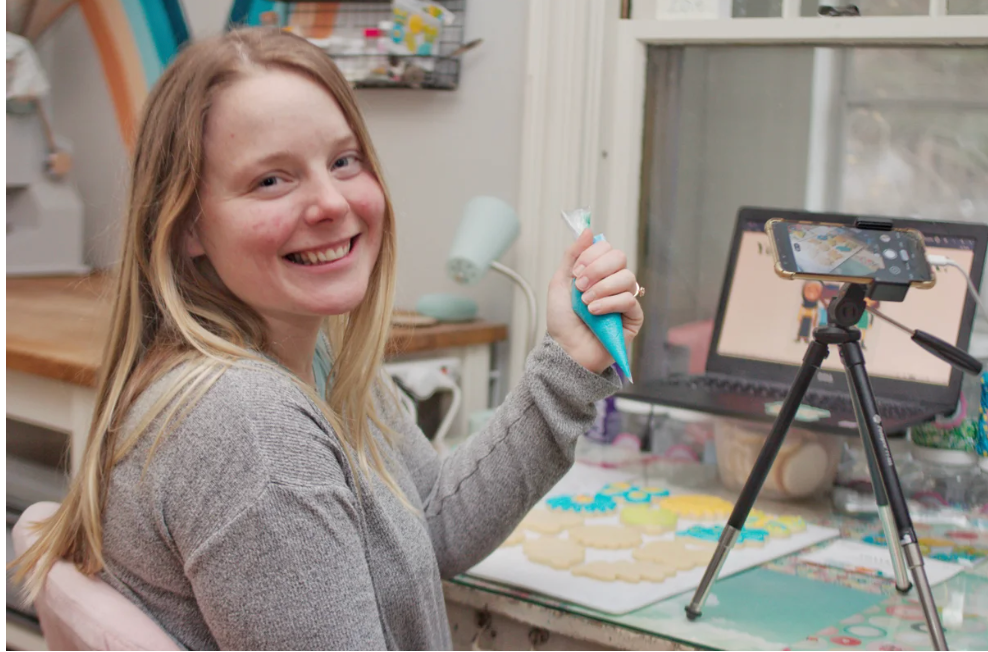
left=12, top=502, right=180, bottom=651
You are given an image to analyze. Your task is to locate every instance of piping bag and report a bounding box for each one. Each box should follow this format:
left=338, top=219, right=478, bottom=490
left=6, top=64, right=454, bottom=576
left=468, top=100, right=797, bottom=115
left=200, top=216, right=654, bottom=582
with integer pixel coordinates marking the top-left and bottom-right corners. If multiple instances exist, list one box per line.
left=561, top=208, right=633, bottom=382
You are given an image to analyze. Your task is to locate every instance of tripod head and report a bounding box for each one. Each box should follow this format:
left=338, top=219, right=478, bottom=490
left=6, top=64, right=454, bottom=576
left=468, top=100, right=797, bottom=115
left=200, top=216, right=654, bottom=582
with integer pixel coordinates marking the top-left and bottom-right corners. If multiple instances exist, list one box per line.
left=826, top=281, right=982, bottom=376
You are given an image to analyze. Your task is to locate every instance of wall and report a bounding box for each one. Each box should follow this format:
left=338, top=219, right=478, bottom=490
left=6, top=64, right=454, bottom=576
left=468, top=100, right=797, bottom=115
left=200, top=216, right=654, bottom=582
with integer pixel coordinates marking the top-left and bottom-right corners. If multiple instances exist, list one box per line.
left=37, top=0, right=529, bottom=332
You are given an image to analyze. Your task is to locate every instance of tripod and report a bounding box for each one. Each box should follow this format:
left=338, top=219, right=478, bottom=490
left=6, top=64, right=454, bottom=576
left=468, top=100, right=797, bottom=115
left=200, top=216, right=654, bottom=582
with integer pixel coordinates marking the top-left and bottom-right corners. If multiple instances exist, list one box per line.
left=685, top=282, right=982, bottom=651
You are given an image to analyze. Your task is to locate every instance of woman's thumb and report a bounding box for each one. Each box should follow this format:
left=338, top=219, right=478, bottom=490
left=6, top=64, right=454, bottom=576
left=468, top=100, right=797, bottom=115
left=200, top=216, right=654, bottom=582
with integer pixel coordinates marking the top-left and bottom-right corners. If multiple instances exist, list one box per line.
left=560, top=228, right=594, bottom=275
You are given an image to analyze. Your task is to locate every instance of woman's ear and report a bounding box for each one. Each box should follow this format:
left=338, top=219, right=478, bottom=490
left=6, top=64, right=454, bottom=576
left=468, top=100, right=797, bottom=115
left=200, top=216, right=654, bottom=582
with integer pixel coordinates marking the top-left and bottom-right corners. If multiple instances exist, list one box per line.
left=184, top=222, right=206, bottom=258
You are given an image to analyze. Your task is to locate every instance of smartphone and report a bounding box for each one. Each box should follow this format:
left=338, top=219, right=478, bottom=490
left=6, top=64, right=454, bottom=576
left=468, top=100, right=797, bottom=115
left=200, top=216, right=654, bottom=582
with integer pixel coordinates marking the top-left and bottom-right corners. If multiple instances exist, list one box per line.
left=766, top=218, right=935, bottom=288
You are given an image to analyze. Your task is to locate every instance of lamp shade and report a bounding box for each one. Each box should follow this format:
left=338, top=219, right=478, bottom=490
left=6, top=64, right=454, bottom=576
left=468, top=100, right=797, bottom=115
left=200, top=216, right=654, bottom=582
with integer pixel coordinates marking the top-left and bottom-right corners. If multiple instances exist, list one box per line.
left=446, top=196, right=520, bottom=285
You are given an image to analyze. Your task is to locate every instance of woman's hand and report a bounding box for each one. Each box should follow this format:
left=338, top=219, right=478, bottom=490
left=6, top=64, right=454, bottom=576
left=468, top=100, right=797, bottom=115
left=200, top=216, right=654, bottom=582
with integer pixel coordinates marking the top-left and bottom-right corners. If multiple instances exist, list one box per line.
left=546, top=229, right=644, bottom=374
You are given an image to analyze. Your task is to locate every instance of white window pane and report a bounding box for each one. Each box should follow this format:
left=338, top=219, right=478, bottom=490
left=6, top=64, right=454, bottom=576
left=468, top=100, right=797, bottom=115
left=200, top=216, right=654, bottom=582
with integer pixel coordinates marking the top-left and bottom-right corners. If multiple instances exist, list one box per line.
left=841, top=107, right=988, bottom=222
left=849, top=48, right=988, bottom=103
left=949, top=0, right=988, bottom=13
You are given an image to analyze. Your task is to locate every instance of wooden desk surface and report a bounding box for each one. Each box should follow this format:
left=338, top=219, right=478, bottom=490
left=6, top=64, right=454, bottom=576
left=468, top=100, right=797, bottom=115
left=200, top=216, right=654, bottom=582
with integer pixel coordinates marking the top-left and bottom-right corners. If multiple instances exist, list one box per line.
left=7, top=275, right=508, bottom=388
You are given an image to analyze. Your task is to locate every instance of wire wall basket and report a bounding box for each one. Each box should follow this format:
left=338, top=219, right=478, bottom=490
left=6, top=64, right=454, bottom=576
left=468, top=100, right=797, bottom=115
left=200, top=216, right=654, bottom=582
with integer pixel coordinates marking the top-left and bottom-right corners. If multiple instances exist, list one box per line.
left=272, top=1, right=469, bottom=90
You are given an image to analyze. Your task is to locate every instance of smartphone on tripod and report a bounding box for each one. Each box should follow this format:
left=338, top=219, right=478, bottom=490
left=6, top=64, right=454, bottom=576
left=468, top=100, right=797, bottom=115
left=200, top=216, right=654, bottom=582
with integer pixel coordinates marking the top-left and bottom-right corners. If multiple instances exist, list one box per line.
left=766, top=218, right=935, bottom=288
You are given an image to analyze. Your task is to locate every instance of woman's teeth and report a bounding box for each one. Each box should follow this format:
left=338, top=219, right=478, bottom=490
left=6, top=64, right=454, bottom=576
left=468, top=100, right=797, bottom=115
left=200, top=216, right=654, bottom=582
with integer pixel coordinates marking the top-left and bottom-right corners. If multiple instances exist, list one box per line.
left=287, top=240, right=351, bottom=265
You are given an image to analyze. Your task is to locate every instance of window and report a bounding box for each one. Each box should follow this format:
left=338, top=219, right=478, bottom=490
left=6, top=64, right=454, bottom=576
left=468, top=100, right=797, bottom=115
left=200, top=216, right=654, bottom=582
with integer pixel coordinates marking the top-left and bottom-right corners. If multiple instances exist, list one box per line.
left=638, top=44, right=988, bottom=379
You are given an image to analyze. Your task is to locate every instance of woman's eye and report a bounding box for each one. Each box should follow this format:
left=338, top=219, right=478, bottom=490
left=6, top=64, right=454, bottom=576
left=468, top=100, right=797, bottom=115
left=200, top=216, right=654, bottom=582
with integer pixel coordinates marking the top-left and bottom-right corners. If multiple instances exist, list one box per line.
left=257, top=176, right=280, bottom=189
left=331, top=154, right=361, bottom=173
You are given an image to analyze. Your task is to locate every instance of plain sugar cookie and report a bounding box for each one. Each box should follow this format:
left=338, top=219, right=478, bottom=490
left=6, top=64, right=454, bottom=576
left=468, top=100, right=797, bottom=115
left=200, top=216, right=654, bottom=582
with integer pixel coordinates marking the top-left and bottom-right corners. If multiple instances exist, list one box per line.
left=501, top=527, right=526, bottom=547
left=568, top=525, right=643, bottom=549
left=633, top=539, right=714, bottom=570
left=571, top=560, right=677, bottom=583
left=523, top=537, right=586, bottom=569
left=520, top=508, right=584, bottom=534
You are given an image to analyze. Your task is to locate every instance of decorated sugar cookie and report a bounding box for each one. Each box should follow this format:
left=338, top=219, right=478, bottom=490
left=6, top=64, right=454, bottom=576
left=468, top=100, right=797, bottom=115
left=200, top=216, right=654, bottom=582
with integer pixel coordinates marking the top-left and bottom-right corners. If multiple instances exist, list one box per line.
left=658, top=494, right=734, bottom=520
left=520, top=508, right=584, bottom=535
left=633, top=540, right=714, bottom=570
left=546, top=493, right=617, bottom=516
left=522, top=537, right=585, bottom=569
left=638, top=486, right=671, bottom=499
left=746, top=512, right=793, bottom=538
left=677, top=524, right=769, bottom=548
left=572, top=560, right=676, bottom=583
left=599, top=482, right=636, bottom=498
left=774, top=514, right=807, bottom=533
left=619, top=505, right=679, bottom=534
left=599, top=483, right=669, bottom=504
left=568, top=525, right=643, bottom=549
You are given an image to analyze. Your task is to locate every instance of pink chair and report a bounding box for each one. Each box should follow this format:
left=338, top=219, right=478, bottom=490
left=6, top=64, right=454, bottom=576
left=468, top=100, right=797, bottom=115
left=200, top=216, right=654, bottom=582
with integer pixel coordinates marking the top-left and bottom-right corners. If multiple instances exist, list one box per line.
left=12, top=502, right=180, bottom=651
left=666, top=319, right=714, bottom=374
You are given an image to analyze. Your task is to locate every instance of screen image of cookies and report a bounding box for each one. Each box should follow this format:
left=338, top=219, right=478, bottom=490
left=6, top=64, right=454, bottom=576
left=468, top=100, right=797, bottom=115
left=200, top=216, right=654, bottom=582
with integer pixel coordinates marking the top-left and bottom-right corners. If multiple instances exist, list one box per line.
left=466, top=468, right=840, bottom=615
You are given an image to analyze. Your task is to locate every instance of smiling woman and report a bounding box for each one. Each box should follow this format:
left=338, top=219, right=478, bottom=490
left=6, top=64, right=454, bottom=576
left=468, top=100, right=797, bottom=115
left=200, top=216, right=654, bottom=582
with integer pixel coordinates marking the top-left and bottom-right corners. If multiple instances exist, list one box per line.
left=186, top=69, right=387, bottom=379
left=9, top=27, right=643, bottom=650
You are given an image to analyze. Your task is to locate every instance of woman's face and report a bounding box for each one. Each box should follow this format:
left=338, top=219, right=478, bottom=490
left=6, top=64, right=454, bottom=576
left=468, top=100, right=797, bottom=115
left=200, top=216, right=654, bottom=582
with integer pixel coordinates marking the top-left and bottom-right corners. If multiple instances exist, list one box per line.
left=188, top=69, right=386, bottom=338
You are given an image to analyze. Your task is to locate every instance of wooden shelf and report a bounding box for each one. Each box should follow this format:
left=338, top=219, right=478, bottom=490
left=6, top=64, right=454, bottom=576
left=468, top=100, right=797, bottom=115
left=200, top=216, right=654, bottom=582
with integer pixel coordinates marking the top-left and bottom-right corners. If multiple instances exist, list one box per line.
left=7, top=274, right=507, bottom=387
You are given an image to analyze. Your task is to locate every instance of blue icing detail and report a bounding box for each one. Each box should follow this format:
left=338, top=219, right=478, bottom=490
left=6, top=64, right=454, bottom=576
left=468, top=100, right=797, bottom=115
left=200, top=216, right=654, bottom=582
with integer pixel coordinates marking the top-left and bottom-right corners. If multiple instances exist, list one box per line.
left=678, top=525, right=722, bottom=543
left=678, top=524, right=769, bottom=545
left=639, top=486, right=670, bottom=499
left=740, top=528, right=770, bottom=544
left=546, top=494, right=617, bottom=514
left=862, top=532, right=887, bottom=547
left=599, top=482, right=635, bottom=497
left=623, top=490, right=653, bottom=504
left=597, top=483, right=669, bottom=503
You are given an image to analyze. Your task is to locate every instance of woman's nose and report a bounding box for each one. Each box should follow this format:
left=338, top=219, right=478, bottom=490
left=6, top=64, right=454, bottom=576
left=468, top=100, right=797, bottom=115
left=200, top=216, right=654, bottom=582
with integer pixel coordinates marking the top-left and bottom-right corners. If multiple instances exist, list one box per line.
left=303, top=172, right=349, bottom=224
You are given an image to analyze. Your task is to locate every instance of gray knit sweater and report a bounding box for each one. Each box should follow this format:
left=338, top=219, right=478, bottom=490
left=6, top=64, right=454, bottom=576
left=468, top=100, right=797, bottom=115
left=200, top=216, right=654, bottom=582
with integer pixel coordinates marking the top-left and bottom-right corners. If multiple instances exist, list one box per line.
left=101, top=335, right=620, bottom=650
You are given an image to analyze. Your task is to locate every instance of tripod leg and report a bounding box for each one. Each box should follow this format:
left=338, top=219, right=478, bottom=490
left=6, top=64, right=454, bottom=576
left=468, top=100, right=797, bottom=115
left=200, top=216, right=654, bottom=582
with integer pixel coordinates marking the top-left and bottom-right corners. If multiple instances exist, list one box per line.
left=840, top=341, right=948, bottom=651
left=686, top=340, right=829, bottom=621
left=846, top=377, right=912, bottom=593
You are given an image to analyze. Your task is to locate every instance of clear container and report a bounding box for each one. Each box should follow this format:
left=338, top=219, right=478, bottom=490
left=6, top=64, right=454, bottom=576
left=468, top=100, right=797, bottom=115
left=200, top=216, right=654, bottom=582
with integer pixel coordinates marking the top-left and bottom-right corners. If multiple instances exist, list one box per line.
left=713, top=417, right=841, bottom=500
left=900, top=444, right=985, bottom=512
left=612, top=399, right=719, bottom=488
left=970, top=459, right=988, bottom=515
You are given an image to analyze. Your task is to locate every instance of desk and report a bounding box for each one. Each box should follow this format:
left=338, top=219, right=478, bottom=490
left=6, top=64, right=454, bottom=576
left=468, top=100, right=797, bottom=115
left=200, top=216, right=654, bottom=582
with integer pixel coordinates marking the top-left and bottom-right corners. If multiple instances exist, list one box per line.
left=6, top=275, right=508, bottom=473
left=444, top=472, right=988, bottom=651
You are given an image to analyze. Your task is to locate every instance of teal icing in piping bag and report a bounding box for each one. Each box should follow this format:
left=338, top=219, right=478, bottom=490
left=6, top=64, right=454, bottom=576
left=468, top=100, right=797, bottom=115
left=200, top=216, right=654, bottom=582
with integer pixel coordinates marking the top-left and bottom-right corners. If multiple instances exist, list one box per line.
left=561, top=209, right=633, bottom=383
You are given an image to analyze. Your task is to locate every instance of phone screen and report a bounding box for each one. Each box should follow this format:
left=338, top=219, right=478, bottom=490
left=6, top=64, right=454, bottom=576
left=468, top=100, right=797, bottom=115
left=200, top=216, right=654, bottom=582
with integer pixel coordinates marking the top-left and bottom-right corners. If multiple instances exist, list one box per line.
left=771, top=221, right=933, bottom=284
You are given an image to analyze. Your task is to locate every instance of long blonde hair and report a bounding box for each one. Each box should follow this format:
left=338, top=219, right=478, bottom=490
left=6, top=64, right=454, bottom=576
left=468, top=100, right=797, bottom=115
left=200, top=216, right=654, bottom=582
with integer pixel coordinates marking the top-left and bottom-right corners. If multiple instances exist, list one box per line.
left=11, top=28, right=405, bottom=600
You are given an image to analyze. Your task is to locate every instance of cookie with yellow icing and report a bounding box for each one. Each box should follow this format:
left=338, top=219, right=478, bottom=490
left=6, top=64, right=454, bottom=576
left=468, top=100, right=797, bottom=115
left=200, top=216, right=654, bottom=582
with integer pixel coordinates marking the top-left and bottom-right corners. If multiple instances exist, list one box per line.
left=619, top=505, right=679, bottom=534
left=657, top=495, right=734, bottom=520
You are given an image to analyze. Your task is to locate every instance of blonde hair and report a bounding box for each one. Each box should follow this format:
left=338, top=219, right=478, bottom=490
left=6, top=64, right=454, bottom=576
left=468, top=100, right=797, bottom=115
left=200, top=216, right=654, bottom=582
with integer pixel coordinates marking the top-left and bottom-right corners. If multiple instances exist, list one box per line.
left=11, top=27, right=405, bottom=600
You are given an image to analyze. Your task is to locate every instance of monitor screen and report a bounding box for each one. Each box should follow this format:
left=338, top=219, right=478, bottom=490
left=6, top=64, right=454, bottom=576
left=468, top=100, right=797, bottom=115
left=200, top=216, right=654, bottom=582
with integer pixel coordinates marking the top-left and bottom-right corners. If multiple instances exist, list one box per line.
left=716, top=219, right=976, bottom=387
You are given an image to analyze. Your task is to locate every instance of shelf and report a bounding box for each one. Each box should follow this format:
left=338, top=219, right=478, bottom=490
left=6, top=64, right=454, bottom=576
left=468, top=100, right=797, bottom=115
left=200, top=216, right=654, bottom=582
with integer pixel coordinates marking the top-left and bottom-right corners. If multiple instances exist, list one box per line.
left=233, top=0, right=468, bottom=90
left=332, top=53, right=460, bottom=90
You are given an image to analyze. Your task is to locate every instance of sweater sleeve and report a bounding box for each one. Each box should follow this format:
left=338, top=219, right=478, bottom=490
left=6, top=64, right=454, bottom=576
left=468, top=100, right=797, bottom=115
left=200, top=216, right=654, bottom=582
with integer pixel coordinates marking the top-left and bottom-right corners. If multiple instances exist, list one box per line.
left=182, top=481, right=388, bottom=651
left=394, top=335, right=621, bottom=577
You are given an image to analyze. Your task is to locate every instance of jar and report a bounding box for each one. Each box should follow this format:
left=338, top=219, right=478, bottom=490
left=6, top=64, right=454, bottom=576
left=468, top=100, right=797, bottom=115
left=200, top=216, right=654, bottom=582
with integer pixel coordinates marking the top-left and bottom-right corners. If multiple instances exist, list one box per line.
left=714, top=418, right=841, bottom=500
left=901, top=444, right=984, bottom=512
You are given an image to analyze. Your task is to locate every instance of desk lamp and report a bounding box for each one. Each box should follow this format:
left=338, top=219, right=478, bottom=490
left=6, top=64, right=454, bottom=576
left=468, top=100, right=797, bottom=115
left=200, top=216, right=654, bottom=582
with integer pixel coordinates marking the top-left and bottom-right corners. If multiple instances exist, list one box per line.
left=446, top=196, right=538, bottom=354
